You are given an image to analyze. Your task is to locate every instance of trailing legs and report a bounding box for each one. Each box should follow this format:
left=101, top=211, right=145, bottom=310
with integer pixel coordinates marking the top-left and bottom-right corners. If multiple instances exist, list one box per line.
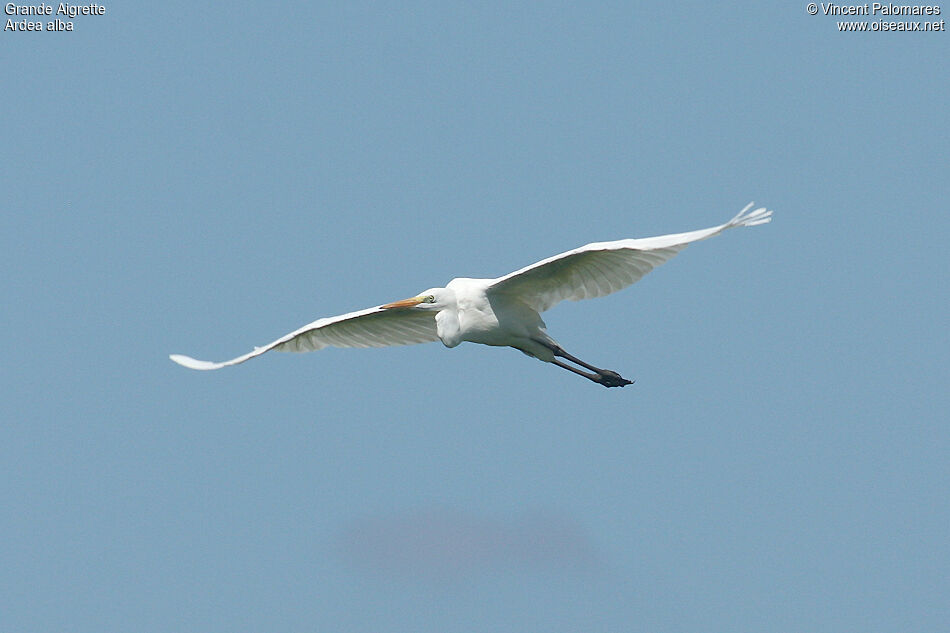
left=535, top=340, right=633, bottom=388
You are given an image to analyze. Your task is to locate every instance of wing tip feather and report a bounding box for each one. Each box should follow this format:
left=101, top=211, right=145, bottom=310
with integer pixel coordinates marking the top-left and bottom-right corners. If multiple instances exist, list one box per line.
left=728, top=202, right=773, bottom=228
left=169, top=354, right=223, bottom=371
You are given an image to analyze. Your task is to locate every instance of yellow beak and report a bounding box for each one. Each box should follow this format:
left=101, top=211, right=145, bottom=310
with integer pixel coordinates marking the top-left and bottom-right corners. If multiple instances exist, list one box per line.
left=380, top=295, right=425, bottom=309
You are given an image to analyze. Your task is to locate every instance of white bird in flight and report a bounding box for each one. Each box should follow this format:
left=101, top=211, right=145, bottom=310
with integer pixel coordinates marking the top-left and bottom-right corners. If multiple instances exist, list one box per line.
left=170, top=203, right=772, bottom=387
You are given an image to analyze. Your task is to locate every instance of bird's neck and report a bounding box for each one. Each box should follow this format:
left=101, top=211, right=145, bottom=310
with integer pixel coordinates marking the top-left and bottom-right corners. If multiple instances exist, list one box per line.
left=435, top=309, right=462, bottom=348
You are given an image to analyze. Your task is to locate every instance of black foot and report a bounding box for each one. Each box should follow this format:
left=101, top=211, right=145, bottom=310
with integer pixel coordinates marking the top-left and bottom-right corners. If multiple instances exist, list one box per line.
left=596, top=370, right=634, bottom=388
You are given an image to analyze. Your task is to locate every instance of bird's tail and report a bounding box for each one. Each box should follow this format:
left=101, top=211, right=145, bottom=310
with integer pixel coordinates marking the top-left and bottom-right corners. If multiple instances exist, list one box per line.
left=727, top=202, right=773, bottom=228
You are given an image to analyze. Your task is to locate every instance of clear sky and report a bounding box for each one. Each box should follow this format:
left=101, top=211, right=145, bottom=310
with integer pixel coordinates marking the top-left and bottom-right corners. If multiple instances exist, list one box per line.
left=2, top=2, right=947, bottom=631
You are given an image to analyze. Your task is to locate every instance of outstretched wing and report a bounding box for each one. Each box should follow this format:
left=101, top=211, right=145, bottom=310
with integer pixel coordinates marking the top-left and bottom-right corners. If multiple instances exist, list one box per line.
left=169, top=304, right=439, bottom=370
left=487, top=204, right=772, bottom=313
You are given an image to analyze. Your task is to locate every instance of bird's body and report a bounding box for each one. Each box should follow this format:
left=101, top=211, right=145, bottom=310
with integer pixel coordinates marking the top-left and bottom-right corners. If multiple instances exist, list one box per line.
left=437, top=278, right=557, bottom=359
left=171, top=204, right=772, bottom=386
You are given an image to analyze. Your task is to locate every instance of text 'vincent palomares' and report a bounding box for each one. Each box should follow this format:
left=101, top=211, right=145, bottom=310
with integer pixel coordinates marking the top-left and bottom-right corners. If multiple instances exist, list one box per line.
left=817, top=3, right=941, bottom=15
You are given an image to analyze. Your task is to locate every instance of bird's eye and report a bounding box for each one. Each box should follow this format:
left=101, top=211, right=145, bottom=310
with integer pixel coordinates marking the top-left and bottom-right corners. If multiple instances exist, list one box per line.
left=425, top=295, right=436, bottom=303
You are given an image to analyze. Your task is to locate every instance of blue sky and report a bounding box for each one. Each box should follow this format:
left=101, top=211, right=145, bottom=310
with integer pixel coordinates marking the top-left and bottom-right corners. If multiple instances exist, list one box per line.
left=2, top=2, right=947, bottom=631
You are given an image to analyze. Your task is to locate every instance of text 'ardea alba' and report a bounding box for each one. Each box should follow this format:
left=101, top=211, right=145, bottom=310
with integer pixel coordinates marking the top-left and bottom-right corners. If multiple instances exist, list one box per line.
left=171, top=203, right=772, bottom=387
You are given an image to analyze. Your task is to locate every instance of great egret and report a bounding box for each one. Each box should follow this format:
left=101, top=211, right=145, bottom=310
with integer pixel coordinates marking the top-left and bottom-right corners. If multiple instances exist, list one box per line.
left=170, top=203, right=772, bottom=387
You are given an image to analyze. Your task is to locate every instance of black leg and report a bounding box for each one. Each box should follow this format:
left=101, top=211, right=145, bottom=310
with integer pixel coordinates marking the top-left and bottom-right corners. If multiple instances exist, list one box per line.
left=538, top=341, right=634, bottom=388
left=551, top=345, right=607, bottom=373
left=551, top=358, right=603, bottom=383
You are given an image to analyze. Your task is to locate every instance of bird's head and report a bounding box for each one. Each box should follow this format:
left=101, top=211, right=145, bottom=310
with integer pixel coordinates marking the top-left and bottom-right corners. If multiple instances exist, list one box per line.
left=380, top=287, right=452, bottom=311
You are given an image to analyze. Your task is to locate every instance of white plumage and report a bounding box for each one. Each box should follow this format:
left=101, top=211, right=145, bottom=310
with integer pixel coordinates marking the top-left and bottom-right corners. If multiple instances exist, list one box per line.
left=170, top=203, right=772, bottom=386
